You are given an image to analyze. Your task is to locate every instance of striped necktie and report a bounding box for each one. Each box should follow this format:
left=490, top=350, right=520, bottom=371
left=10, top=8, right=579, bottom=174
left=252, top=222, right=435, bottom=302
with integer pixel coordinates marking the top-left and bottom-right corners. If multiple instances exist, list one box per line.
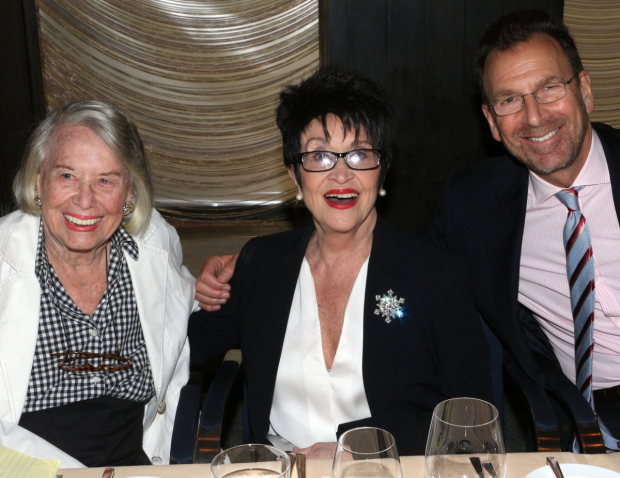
left=555, top=187, right=619, bottom=451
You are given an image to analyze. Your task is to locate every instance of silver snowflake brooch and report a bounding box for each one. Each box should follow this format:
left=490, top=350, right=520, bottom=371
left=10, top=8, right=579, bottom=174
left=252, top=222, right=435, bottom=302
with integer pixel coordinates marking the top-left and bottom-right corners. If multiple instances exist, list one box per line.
left=374, top=289, right=405, bottom=323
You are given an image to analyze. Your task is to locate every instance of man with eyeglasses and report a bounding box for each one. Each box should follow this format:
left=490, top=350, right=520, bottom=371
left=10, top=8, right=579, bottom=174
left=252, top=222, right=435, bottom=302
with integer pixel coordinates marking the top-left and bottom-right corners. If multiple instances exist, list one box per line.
left=428, top=10, right=620, bottom=450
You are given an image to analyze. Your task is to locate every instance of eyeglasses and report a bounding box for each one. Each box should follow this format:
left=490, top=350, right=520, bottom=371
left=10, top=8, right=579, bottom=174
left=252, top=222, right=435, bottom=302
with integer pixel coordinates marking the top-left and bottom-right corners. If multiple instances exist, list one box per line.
left=297, top=149, right=382, bottom=172
left=50, top=351, right=133, bottom=372
left=489, top=74, right=578, bottom=116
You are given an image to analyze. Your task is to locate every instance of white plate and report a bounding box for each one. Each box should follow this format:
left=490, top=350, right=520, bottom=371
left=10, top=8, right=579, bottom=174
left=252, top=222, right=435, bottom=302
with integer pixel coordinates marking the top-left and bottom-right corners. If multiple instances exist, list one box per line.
left=525, top=464, right=620, bottom=478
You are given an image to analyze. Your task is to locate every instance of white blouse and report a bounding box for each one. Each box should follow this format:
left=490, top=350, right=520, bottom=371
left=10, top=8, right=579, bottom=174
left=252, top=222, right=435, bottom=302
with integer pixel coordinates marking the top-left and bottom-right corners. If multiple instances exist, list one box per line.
left=267, top=257, right=372, bottom=449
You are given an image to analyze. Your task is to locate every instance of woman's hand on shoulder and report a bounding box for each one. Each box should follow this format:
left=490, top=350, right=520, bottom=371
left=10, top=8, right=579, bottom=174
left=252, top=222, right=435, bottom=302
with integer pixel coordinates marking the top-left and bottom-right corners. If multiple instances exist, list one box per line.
left=293, top=442, right=337, bottom=460
left=195, top=253, right=238, bottom=311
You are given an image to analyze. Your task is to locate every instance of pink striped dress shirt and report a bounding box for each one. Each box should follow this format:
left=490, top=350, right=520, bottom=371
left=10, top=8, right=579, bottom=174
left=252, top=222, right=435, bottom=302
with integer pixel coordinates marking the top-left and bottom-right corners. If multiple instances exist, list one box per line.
left=519, top=130, right=620, bottom=390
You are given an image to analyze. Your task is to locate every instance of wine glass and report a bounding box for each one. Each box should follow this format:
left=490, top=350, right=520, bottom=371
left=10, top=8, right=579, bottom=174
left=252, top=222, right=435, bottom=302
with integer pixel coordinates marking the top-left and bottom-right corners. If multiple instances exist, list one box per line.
left=212, top=444, right=293, bottom=478
left=332, top=427, right=402, bottom=478
left=425, top=398, right=506, bottom=478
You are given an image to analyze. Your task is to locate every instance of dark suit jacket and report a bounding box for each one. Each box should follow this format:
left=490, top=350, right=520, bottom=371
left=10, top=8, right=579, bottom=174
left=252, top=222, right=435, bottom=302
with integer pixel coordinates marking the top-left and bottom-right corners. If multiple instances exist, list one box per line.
left=427, top=122, right=620, bottom=389
left=189, top=216, right=493, bottom=455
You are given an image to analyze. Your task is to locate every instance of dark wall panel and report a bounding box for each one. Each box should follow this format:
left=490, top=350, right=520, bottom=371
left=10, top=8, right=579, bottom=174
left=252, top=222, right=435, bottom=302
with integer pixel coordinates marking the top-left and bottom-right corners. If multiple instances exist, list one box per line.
left=347, top=1, right=388, bottom=87
left=383, top=0, right=428, bottom=226
left=0, top=0, right=44, bottom=216
left=461, top=0, right=506, bottom=166
left=327, top=0, right=564, bottom=232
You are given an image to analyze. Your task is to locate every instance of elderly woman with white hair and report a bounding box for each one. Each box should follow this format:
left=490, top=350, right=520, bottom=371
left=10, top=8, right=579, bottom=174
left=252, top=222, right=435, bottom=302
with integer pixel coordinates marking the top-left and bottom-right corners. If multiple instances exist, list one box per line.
left=0, top=100, right=196, bottom=467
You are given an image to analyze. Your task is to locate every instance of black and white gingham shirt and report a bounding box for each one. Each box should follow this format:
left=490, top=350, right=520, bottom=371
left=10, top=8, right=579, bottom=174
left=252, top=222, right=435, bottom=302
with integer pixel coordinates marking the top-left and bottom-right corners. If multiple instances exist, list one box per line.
left=23, top=221, right=155, bottom=412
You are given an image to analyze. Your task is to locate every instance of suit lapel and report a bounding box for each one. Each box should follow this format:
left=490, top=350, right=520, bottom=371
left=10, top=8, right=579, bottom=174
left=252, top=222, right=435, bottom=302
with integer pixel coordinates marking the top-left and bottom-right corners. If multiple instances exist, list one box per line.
left=594, top=124, right=620, bottom=226
left=245, top=226, right=314, bottom=440
left=362, top=218, right=404, bottom=417
left=125, top=221, right=166, bottom=399
left=0, top=213, right=41, bottom=422
left=483, top=171, right=528, bottom=326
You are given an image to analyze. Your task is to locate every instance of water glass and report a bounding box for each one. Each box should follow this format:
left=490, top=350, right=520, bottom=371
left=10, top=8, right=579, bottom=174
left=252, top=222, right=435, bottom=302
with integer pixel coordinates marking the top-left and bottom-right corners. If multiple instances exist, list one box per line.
left=332, top=427, right=402, bottom=478
left=212, top=444, right=293, bottom=478
left=425, top=397, right=506, bottom=478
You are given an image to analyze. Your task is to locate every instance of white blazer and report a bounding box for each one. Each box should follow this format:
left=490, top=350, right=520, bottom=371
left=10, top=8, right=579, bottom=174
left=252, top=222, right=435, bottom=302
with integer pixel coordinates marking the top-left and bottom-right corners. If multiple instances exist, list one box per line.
left=0, top=209, right=197, bottom=467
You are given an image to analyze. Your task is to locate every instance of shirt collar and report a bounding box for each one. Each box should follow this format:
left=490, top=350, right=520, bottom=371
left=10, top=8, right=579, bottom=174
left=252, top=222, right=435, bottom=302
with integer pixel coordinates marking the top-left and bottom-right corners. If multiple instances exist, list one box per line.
left=112, top=225, right=139, bottom=261
left=528, top=129, right=609, bottom=206
left=34, top=222, right=139, bottom=285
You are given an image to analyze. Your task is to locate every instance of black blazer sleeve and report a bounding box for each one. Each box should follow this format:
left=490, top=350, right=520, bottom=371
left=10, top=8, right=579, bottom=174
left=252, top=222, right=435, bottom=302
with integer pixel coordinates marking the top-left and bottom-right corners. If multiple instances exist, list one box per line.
left=188, top=247, right=248, bottom=365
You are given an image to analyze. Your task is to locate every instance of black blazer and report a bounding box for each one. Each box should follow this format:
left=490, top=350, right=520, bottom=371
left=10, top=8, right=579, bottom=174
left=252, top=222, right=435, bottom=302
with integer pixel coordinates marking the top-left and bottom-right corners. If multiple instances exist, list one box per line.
left=189, top=216, right=493, bottom=455
left=427, top=123, right=620, bottom=388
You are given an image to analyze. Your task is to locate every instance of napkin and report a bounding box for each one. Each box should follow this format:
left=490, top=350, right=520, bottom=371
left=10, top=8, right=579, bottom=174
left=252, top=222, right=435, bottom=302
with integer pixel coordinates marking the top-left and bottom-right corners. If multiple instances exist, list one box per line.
left=0, top=446, right=60, bottom=478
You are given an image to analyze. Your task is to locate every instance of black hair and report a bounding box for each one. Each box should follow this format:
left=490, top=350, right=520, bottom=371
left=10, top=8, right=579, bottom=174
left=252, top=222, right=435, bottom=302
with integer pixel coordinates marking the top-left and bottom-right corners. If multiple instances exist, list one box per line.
left=476, top=10, right=584, bottom=103
left=276, top=67, right=396, bottom=186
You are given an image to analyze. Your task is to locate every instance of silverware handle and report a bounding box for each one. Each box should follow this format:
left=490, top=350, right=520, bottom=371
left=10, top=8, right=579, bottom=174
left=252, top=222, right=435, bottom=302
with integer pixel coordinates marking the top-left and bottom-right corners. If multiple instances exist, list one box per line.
left=482, top=462, right=499, bottom=478
left=286, top=453, right=297, bottom=478
left=469, top=457, right=485, bottom=478
left=296, top=453, right=306, bottom=478
left=101, top=467, right=115, bottom=478
left=546, top=457, right=566, bottom=478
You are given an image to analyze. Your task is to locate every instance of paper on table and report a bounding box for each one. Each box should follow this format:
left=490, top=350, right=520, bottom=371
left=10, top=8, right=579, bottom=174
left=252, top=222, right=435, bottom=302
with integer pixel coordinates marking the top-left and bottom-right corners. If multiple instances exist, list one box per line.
left=0, top=446, right=60, bottom=478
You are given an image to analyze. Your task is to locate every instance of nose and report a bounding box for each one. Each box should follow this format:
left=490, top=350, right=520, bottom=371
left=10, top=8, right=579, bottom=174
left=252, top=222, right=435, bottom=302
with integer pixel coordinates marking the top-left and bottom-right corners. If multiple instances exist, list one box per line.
left=521, top=94, right=544, bottom=127
left=72, top=182, right=97, bottom=210
left=328, top=156, right=355, bottom=183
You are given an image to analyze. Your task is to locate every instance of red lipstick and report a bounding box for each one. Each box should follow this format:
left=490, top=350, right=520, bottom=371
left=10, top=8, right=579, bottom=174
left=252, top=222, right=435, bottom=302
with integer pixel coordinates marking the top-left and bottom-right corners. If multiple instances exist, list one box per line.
left=323, top=188, right=360, bottom=210
left=63, top=214, right=103, bottom=232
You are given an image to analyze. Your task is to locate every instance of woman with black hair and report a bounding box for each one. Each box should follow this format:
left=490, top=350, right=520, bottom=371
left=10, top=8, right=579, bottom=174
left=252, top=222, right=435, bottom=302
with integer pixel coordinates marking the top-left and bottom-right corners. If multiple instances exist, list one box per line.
left=190, top=68, right=493, bottom=457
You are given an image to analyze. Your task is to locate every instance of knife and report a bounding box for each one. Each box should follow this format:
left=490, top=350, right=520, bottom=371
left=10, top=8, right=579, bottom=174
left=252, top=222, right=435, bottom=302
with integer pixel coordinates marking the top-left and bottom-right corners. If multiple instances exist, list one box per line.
left=469, top=457, right=485, bottom=478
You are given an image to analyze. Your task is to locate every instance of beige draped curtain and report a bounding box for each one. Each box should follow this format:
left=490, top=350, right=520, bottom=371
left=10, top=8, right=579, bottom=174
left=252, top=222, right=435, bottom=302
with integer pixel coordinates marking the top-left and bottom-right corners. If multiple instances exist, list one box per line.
left=564, top=0, right=620, bottom=128
left=36, top=0, right=319, bottom=221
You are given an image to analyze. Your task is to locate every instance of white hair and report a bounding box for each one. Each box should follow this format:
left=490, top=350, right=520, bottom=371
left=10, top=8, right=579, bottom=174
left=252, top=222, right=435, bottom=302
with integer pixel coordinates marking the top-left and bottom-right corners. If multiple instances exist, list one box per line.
left=13, top=99, right=153, bottom=235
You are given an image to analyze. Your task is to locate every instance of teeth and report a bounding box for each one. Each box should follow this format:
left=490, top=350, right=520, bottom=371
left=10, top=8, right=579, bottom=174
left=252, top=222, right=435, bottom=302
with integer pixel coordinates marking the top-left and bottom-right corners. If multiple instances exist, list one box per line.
left=325, top=193, right=359, bottom=199
left=529, top=128, right=559, bottom=142
left=64, top=215, right=101, bottom=226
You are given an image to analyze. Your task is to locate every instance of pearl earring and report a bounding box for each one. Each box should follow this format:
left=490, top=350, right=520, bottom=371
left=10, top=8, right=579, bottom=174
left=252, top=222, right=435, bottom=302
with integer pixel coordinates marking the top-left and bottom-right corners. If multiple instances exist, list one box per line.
left=379, top=189, right=387, bottom=197
left=34, top=190, right=42, bottom=209
left=296, top=192, right=304, bottom=201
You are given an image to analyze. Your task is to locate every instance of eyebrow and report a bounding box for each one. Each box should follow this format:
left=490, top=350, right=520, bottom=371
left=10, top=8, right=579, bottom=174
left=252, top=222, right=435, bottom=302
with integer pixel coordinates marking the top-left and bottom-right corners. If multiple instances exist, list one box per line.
left=492, top=75, right=568, bottom=100
left=53, top=165, right=74, bottom=171
left=52, top=165, right=123, bottom=177
left=99, top=171, right=123, bottom=178
left=303, top=137, right=374, bottom=150
left=303, top=136, right=329, bottom=148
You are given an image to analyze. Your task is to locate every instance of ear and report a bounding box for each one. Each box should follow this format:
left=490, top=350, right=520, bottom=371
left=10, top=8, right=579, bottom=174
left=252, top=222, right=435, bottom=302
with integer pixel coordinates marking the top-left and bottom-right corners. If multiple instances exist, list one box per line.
left=482, top=104, right=502, bottom=142
left=578, top=69, right=594, bottom=114
left=286, top=165, right=301, bottom=192
left=125, top=183, right=134, bottom=203
left=35, top=172, right=42, bottom=192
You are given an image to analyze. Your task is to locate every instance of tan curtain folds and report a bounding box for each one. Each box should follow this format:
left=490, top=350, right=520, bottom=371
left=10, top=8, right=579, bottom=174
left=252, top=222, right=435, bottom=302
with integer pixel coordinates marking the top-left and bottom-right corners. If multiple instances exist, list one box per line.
left=36, top=0, right=319, bottom=220
left=564, top=0, right=620, bottom=128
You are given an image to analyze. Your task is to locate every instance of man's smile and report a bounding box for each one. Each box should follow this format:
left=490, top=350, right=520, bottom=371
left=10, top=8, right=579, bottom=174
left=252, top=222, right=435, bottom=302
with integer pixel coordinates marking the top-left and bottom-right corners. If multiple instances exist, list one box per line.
left=527, top=127, right=560, bottom=142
